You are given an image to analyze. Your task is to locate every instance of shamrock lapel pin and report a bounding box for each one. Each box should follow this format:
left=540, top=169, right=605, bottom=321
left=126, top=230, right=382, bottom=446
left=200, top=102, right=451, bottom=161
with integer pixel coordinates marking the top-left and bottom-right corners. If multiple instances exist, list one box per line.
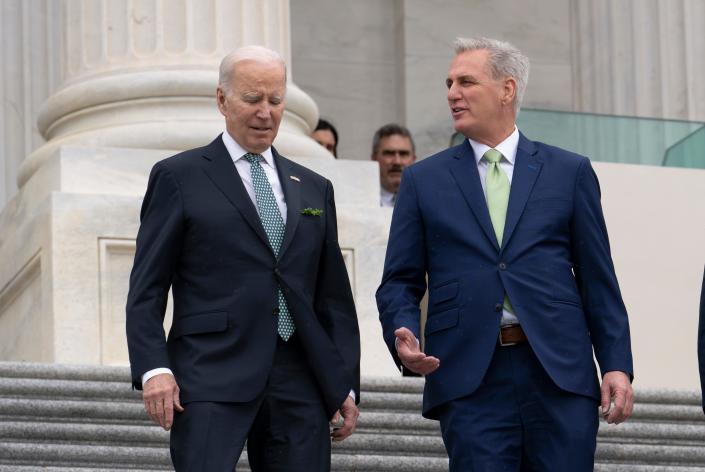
left=301, top=208, right=323, bottom=216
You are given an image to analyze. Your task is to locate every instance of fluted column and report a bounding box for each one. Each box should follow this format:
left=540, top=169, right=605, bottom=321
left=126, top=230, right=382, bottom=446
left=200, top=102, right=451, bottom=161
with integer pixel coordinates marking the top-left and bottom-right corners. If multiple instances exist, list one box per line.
left=18, top=0, right=328, bottom=187
left=570, top=0, right=705, bottom=122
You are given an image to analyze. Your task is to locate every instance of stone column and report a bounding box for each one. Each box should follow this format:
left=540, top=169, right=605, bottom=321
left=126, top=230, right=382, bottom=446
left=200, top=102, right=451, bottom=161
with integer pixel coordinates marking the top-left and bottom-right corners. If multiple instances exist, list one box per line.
left=0, top=0, right=395, bottom=376
left=18, top=0, right=329, bottom=188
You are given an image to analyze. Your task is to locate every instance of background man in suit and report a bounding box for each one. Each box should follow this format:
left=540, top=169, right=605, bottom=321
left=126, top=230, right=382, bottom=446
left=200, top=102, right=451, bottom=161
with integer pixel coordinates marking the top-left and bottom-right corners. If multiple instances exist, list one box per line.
left=371, top=123, right=416, bottom=207
left=126, top=45, right=360, bottom=471
left=376, top=37, right=633, bottom=470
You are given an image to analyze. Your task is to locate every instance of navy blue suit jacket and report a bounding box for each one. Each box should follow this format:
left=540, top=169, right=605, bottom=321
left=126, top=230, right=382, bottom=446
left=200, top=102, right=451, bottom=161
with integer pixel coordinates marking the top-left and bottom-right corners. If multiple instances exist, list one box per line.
left=126, top=136, right=360, bottom=417
left=377, top=133, right=633, bottom=419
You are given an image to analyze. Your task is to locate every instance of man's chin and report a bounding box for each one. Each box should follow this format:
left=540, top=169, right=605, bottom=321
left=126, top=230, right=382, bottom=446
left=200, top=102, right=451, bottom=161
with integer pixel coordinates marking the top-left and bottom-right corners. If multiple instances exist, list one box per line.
left=244, top=138, right=274, bottom=154
left=384, top=181, right=402, bottom=193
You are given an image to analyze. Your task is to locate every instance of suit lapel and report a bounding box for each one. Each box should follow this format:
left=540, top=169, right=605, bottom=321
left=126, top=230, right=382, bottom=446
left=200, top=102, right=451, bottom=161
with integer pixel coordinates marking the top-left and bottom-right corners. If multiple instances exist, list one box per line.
left=200, top=135, right=272, bottom=251
left=449, top=141, right=500, bottom=252
left=501, top=133, right=542, bottom=251
left=274, top=149, right=301, bottom=259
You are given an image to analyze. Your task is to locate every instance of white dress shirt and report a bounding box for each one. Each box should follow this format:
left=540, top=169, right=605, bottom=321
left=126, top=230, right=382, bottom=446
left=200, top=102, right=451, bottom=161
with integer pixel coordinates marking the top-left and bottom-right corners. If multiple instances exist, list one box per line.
left=222, top=130, right=288, bottom=223
left=380, top=187, right=396, bottom=207
left=466, top=126, right=520, bottom=326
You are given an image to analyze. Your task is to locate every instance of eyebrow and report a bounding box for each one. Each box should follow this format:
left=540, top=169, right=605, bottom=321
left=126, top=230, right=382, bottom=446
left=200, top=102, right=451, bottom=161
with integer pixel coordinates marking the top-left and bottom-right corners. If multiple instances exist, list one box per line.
left=448, top=74, right=478, bottom=83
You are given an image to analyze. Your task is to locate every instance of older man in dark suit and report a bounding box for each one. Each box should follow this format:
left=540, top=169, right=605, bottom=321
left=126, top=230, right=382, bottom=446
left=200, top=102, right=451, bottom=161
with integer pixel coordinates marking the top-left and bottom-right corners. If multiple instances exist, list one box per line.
left=126, top=45, right=360, bottom=471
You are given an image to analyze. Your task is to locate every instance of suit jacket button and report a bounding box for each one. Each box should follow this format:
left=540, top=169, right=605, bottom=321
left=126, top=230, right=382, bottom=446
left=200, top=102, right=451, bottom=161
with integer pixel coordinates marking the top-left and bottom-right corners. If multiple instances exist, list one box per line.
left=494, top=303, right=503, bottom=312
left=274, top=268, right=281, bottom=277
left=498, top=262, right=507, bottom=270
left=273, top=307, right=280, bottom=316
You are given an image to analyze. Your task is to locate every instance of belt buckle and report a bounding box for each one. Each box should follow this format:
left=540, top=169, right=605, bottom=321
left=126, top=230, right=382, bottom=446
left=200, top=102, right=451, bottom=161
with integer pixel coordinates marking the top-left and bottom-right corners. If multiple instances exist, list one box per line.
left=499, top=323, right=518, bottom=347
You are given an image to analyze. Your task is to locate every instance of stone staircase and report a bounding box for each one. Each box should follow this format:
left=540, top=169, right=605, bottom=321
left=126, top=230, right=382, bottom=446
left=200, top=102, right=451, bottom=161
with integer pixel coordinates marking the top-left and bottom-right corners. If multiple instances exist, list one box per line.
left=0, top=362, right=703, bottom=471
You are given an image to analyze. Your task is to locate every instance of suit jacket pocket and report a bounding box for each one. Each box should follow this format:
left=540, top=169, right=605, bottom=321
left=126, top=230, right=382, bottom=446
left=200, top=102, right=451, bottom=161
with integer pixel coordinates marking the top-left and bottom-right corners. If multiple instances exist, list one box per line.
left=430, top=281, right=459, bottom=307
left=425, top=309, right=459, bottom=336
left=171, top=311, right=228, bottom=338
left=550, top=298, right=583, bottom=308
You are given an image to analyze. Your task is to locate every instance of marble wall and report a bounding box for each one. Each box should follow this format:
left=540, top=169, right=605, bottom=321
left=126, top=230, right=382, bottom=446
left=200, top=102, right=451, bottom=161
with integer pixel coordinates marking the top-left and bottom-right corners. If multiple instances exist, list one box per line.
left=291, top=0, right=575, bottom=160
left=290, top=0, right=405, bottom=161
left=291, top=0, right=705, bottom=162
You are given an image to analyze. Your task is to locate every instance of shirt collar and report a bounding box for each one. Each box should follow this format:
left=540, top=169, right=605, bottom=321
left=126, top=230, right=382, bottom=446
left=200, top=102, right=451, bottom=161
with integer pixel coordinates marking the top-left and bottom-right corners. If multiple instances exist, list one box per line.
left=221, top=130, right=275, bottom=168
left=468, top=126, right=519, bottom=166
left=380, top=187, right=396, bottom=207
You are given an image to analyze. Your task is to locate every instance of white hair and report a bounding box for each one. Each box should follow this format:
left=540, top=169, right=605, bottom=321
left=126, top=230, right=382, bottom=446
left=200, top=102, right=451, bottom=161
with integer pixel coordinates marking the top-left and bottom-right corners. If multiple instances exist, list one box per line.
left=454, top=37, right=530, bottom=114
left=218, top=45, right=287, bottom=95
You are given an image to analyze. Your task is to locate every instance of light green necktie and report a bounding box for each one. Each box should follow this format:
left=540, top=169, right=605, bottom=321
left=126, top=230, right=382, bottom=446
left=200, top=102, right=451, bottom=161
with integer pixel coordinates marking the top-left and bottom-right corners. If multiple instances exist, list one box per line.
left=484, top=148, right=510, bottom=245
left=244, top=153, right=295, bottom=340
left=484, top=148, right=514, bottom=314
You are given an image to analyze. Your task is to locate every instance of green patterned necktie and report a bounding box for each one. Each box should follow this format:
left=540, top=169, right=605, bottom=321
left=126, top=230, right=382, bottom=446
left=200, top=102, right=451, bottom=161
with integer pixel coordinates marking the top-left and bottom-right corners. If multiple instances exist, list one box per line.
left=244, top=153, right=295, bottom=340
left=484, top=148, right=514, bottom=314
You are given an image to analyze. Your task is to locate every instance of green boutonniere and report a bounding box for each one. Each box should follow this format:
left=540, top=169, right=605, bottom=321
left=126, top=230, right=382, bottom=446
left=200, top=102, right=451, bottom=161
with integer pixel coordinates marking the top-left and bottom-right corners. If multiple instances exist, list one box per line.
left=301, top=207, right=323, bottom=216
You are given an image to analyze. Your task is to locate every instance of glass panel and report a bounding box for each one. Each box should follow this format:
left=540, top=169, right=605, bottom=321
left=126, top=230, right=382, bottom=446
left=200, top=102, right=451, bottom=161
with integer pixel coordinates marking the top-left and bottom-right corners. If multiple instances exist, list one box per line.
left=663, top=126, right=705, bottom=169
left=449, top=109, right=705, bottom=169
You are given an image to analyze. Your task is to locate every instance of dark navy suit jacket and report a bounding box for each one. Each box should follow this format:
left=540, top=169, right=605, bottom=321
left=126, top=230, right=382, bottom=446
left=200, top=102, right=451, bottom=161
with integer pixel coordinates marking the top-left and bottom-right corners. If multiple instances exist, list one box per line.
left=377, top=133, right=633, bottom=419
left=126, top=136, right=360, bottom=417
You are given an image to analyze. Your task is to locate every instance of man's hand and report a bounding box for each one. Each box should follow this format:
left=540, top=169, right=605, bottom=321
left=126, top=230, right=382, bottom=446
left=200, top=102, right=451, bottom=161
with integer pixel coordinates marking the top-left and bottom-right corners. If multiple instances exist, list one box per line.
left=600, top=371, right=633, bottom=424
left=394, top=327, right=440, bottom=375
left=330, top=395, right=359, bottom=442
left=143, top=373, right=184, bottom=430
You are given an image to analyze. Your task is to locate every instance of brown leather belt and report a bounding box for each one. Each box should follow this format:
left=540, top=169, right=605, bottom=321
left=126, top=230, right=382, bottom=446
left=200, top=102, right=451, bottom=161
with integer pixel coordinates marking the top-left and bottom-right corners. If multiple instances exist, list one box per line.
left=499, top=324, right=527, bottom=346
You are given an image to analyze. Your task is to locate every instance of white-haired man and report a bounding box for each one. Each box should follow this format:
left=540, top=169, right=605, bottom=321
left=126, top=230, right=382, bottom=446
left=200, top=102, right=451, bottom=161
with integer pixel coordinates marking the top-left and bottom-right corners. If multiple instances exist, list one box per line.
left=126, top=45, right=360, bottom=471
left=377, top=37, right=633, bottom=470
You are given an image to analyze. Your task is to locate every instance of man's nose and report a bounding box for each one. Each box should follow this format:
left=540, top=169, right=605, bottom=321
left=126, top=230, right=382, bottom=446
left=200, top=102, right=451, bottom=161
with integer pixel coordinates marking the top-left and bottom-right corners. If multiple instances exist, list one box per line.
left=255, top=104, right=271, bottom=119
left=447, top=83, right=460, bottom=101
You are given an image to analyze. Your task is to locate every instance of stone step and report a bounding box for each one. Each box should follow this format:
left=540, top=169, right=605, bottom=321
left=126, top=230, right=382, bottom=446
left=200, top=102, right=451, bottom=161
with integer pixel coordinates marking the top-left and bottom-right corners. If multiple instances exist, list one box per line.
left=2, top=362, right=705, bottom=471
left=2, top=381, right=703, bottom=426
left=0, top=442, right=171, bottom=468
left=0, top=441, right=450, bottom=471
left=5, top=438, right=705, bottom=471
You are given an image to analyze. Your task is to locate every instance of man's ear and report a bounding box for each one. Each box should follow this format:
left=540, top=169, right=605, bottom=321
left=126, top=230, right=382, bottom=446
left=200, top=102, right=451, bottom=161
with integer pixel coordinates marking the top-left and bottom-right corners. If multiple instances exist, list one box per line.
left=502, top=77, right=517, bottom=106
left=216, top=87, right=227, bottom=114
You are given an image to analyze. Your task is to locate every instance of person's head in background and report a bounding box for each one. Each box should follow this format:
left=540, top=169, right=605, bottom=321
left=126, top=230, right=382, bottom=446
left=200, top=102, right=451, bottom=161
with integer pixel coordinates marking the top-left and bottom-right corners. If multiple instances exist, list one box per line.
left=371, top=124, right=416, bottom=206
left=312, top=119, right=339, bottom=157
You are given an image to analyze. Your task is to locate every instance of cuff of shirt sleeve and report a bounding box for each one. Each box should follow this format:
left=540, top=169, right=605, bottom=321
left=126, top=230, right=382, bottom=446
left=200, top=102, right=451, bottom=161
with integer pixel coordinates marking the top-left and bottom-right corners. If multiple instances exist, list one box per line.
left=141, top=367, right=174, bottom=387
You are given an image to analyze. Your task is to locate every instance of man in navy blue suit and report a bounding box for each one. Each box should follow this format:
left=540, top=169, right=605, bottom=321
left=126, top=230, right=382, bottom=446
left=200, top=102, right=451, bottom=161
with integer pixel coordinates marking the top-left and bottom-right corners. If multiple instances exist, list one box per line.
left=377, top=37, right=634, bottom=470
left=126, top=46, right=360, bottom=471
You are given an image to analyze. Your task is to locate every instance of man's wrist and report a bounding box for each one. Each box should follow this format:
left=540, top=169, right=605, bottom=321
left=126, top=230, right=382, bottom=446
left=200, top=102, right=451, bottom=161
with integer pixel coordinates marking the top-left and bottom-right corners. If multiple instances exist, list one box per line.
left=141, top=367, right=173, bottom=386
